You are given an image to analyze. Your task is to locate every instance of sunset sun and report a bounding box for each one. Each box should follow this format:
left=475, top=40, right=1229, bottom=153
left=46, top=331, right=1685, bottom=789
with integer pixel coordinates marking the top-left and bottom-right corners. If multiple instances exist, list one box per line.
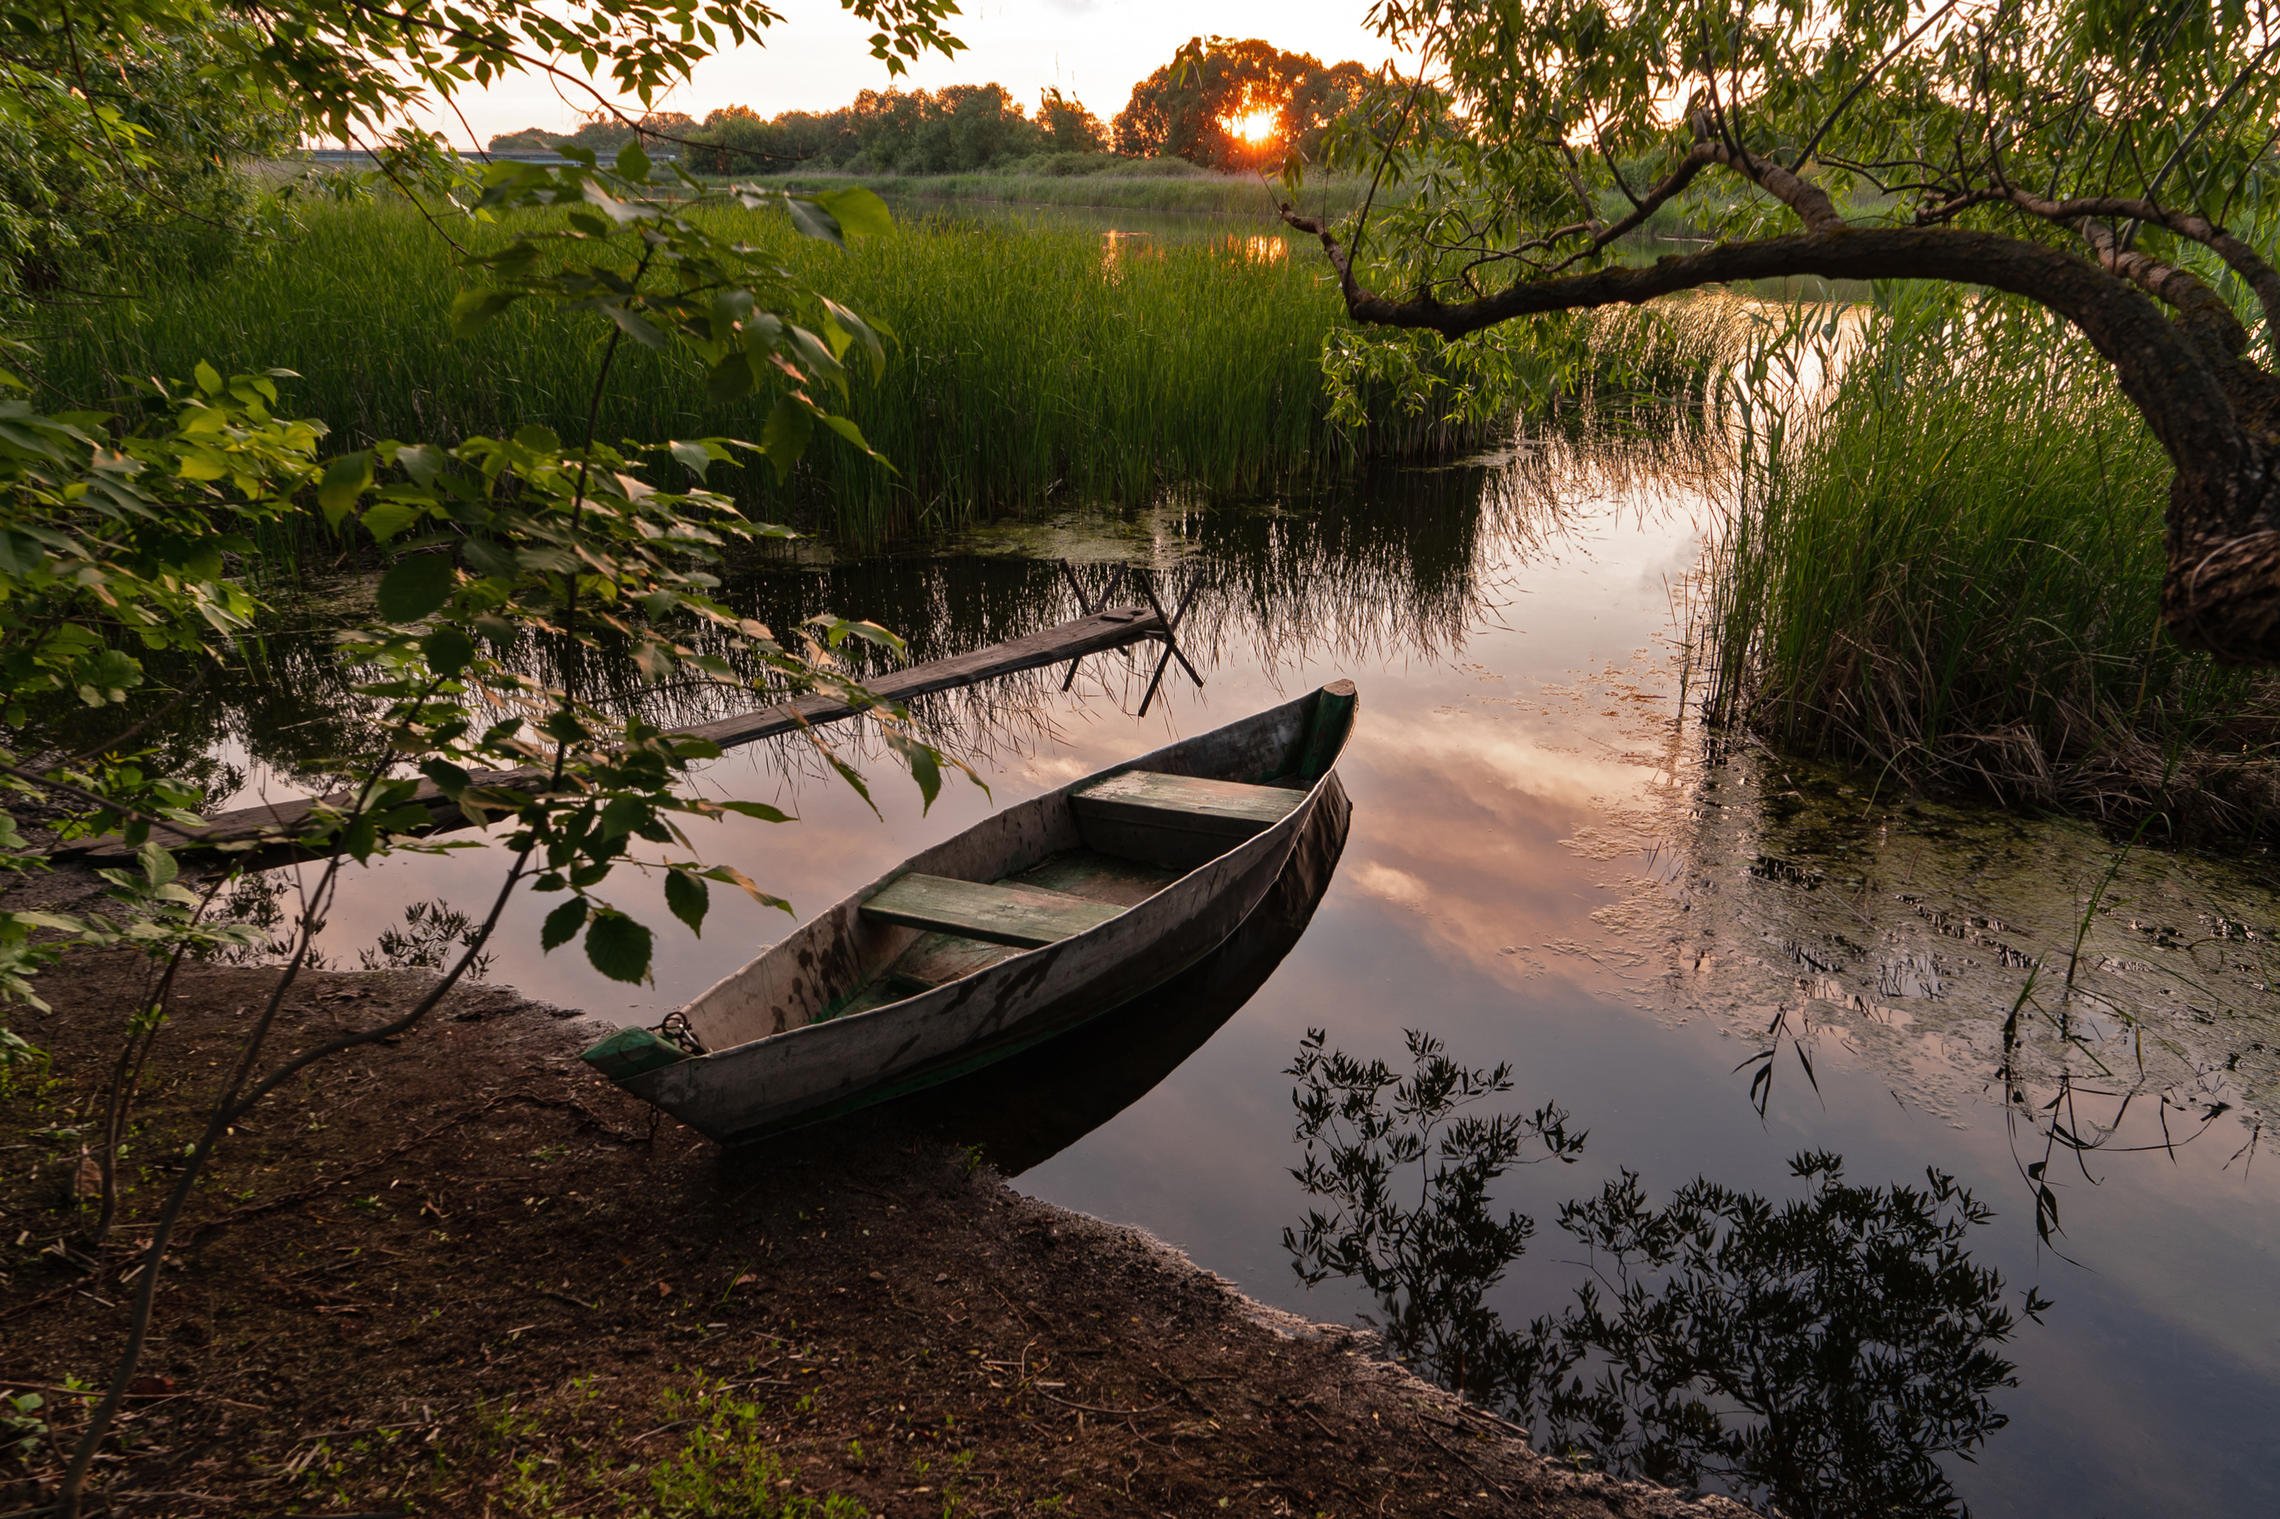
left=1221, top=103, right=1281, bottom=145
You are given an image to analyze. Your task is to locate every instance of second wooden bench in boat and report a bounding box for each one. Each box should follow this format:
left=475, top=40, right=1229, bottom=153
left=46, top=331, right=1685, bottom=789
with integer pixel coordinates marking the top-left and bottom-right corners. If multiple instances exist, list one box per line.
left=862, top=873, right=1125, bottom=948
left=1071, top=769, right=1307, bottom=869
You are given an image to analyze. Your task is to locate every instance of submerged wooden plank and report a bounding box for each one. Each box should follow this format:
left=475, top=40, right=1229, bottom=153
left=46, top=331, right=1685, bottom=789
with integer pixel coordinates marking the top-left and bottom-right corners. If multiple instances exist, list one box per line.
left=59, top=605, right=1167, bottom=864
left=887, top=931, right=1023, bottom=991
left=860, top=873, right=1124, bottom=948
left=1011, top=848, right=1183, bottom=907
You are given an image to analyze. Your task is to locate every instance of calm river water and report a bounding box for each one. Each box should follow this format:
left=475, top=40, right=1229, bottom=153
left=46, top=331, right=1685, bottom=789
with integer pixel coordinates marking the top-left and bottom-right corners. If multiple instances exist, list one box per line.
left=218, top=415, right=2280, bottom=1514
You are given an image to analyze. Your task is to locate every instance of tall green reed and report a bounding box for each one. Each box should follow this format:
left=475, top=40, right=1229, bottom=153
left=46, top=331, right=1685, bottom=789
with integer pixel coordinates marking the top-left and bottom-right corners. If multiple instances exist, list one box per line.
left=36, top=197, right=1724, bottom=545
left=1702, top=286, right=2280, bottom=838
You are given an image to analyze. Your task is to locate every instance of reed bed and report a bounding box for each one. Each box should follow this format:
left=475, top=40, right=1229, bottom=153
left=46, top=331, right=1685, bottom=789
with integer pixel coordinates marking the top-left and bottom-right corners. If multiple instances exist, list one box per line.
left=1701, top=289, right=2280, bottom=839
left=36, top=197, right=1726, bottom=541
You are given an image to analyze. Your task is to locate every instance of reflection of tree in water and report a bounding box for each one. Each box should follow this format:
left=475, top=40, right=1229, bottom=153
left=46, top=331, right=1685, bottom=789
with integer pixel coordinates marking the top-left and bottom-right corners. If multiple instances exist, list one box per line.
left=1286, top=1028, right=1585, bottom=1399
left=1287, top=1030, right=2033, bottom=1519
left=354, top=898, right=494, bottom=978
left=206, top=876, right=489, bottom=980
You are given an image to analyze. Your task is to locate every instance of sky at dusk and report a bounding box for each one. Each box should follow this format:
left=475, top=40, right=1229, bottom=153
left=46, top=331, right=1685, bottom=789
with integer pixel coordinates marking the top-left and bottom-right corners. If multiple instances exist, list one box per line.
left=439, top=1, right=1406, bottom=143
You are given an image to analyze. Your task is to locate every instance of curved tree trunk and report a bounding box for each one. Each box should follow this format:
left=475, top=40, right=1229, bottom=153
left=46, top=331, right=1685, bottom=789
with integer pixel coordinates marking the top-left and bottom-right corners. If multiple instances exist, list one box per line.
left=1285, top=213, right=2280, bottom=664
left=2163, top=363, right=2280, bottom=660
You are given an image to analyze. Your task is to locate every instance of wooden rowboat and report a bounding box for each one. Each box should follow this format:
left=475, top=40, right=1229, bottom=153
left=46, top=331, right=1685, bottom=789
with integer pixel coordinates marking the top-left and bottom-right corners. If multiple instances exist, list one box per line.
left=581, top=681, right=1358, bottom=1142
left=897, top=773, right=1350, bottom=1175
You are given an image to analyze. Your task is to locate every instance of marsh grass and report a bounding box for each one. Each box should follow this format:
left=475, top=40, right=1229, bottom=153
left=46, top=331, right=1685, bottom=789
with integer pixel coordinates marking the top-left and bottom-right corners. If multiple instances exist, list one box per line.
left=1703, top=288, right=2280, bottom=839
left=36, top=196, right=1727, bottom=544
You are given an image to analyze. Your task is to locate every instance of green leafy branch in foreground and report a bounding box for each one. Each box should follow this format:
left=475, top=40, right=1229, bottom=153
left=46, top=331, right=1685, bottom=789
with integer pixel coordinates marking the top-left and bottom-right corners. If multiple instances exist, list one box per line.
left=2, top=142, right=963, bottom=1519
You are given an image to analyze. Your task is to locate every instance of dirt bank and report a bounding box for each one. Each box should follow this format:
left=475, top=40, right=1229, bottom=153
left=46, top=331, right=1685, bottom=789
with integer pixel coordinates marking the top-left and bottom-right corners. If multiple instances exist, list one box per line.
left=2, top=952, right=1748, bottom=1517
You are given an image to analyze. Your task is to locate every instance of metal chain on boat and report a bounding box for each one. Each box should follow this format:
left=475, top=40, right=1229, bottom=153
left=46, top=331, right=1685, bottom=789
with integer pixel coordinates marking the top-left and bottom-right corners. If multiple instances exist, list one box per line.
left=653, top=1009, right=706, bottom=1056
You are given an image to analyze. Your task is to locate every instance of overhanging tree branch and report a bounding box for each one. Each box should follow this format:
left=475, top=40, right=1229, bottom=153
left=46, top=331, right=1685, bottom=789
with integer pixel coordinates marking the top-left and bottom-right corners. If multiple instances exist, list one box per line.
left=1280, top=211, right=2242, bottom=478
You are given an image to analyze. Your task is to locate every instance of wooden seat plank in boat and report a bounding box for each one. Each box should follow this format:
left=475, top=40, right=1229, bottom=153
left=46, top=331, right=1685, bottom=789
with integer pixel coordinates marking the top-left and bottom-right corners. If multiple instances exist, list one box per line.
left=1071, top=771, right=1306, bottom=870
left=1010, top=848, right=1184, bottom=906
left=862, top=872, right=1126, bottom=948
left=870, top=850, right=1183, bottom=999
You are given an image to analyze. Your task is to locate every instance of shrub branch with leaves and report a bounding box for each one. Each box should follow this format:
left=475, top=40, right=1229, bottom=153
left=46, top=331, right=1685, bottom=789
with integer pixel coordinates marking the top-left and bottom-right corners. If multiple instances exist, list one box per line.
left=1, top=3, right=970, bottom=1512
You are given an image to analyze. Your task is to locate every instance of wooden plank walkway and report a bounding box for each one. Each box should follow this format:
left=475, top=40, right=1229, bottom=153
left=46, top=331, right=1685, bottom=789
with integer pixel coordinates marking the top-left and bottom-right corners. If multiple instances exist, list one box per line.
left=59, top=604, right=1166, bottom=863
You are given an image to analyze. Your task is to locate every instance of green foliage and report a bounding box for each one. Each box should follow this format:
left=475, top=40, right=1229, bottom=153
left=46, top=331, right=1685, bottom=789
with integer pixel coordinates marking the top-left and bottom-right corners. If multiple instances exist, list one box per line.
left=1, top=2, right=968, bottom=1119
left=0, top=22, right=296, bottom=305
left=1322, top=3, right=2280, bottom=305
left=1, top=1389, right=47, bottom=1465
left=639, top=1381, right=867, bottom=1519
left=670, top=83, right=1096, bottom=177
left=1034, top=89, right=1108, bottom=156
left=1702, top=288, right=2280, bottom=834
left=2, top=4, right=978, bottom=1510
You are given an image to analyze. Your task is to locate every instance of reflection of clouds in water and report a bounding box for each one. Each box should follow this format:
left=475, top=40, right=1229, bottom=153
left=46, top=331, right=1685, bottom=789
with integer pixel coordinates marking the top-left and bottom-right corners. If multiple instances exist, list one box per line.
left=1348, top=860, right=1431, bottom=914
left=1020, top=753, right=1098, bottom=788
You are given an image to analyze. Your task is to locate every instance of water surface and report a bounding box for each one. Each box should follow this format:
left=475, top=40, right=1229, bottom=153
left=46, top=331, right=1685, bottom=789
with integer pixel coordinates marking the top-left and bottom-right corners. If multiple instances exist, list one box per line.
left=214, top=428, right=2279, bottom=1516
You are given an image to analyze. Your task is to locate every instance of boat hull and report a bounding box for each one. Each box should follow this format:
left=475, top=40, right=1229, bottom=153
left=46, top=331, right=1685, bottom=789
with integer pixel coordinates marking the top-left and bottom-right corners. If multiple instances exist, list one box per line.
left=617, top=688, right=1353, bottom=1142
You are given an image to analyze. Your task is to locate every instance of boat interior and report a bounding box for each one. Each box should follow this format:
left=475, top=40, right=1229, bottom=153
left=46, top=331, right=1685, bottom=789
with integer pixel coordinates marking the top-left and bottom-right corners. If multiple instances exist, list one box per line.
left=580, top=684, right=1354, bottom=1083
left=819, top=684, right=1356, bottom=1023
left=829, top=769, right=1307, bottom=1019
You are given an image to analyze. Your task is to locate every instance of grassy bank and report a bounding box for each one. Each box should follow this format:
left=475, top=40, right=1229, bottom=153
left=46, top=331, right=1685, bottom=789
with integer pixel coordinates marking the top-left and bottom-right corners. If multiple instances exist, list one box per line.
left=1702, top=289, right=2280, bottom=839
left=35, top=196, right=1724, bottom=540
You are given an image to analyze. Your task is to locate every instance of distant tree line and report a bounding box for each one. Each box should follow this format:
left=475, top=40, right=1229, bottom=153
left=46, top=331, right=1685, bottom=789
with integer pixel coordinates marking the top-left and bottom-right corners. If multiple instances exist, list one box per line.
left=483, top=38, right=1376, bottom=176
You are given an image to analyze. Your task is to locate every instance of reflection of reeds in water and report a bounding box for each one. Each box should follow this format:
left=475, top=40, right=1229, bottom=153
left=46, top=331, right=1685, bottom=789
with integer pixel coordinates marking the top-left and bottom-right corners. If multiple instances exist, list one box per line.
left=1634, top=735, right=2280, bottom=1231
left=114, top=387, right=1729, bottom=807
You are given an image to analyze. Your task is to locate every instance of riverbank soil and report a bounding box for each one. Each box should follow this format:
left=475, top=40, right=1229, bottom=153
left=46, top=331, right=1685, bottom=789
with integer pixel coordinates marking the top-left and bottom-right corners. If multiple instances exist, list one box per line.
left=1, top=953, right=1748, bottom=1518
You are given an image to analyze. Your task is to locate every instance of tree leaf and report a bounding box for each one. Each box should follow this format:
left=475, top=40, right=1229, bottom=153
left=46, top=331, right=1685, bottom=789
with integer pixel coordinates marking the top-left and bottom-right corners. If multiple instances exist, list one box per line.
left=361, top=500, right=421, bottom=543
left=422, top=625, right=475, bottom=676
left=785, top=196, right=845, bottom=247
left=450, top=288, right=521, bottom=339
left=584, top=910, right=653, bottom=984
left=669, top=439, right=714, bottom=480
left=540, top=896, right=587, bottom=952
left=319, top=451, right=372, bottom=522
left=761, top=395, right=814, bottom=481
left=664, top=869, right=708, bottom=936
left=814, top=186, right=892, bottom=239
left=377, top=554, right=458, bottom=623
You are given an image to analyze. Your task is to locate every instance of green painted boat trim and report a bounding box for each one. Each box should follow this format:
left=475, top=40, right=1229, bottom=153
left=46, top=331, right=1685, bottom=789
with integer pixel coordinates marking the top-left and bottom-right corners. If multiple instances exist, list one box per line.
left=582, top=1026, right=689, bottom=1082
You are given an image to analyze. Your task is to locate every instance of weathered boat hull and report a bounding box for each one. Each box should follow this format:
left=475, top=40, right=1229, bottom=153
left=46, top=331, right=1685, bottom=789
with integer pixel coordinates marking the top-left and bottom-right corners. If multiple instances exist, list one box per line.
left=614, top=686, right=1354, bottom=1143
left=897, top=775, right=1351, bottom=1175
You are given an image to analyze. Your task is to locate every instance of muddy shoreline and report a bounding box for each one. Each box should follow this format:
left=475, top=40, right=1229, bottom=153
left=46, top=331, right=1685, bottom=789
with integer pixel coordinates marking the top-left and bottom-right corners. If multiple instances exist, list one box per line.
left=2, top=952, right=1746, bottom=1517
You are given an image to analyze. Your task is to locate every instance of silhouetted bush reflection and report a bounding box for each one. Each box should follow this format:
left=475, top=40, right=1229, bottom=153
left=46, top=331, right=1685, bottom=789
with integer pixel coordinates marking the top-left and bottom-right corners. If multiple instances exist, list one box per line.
left=1287, top=1030, right=2038, bottom=1518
